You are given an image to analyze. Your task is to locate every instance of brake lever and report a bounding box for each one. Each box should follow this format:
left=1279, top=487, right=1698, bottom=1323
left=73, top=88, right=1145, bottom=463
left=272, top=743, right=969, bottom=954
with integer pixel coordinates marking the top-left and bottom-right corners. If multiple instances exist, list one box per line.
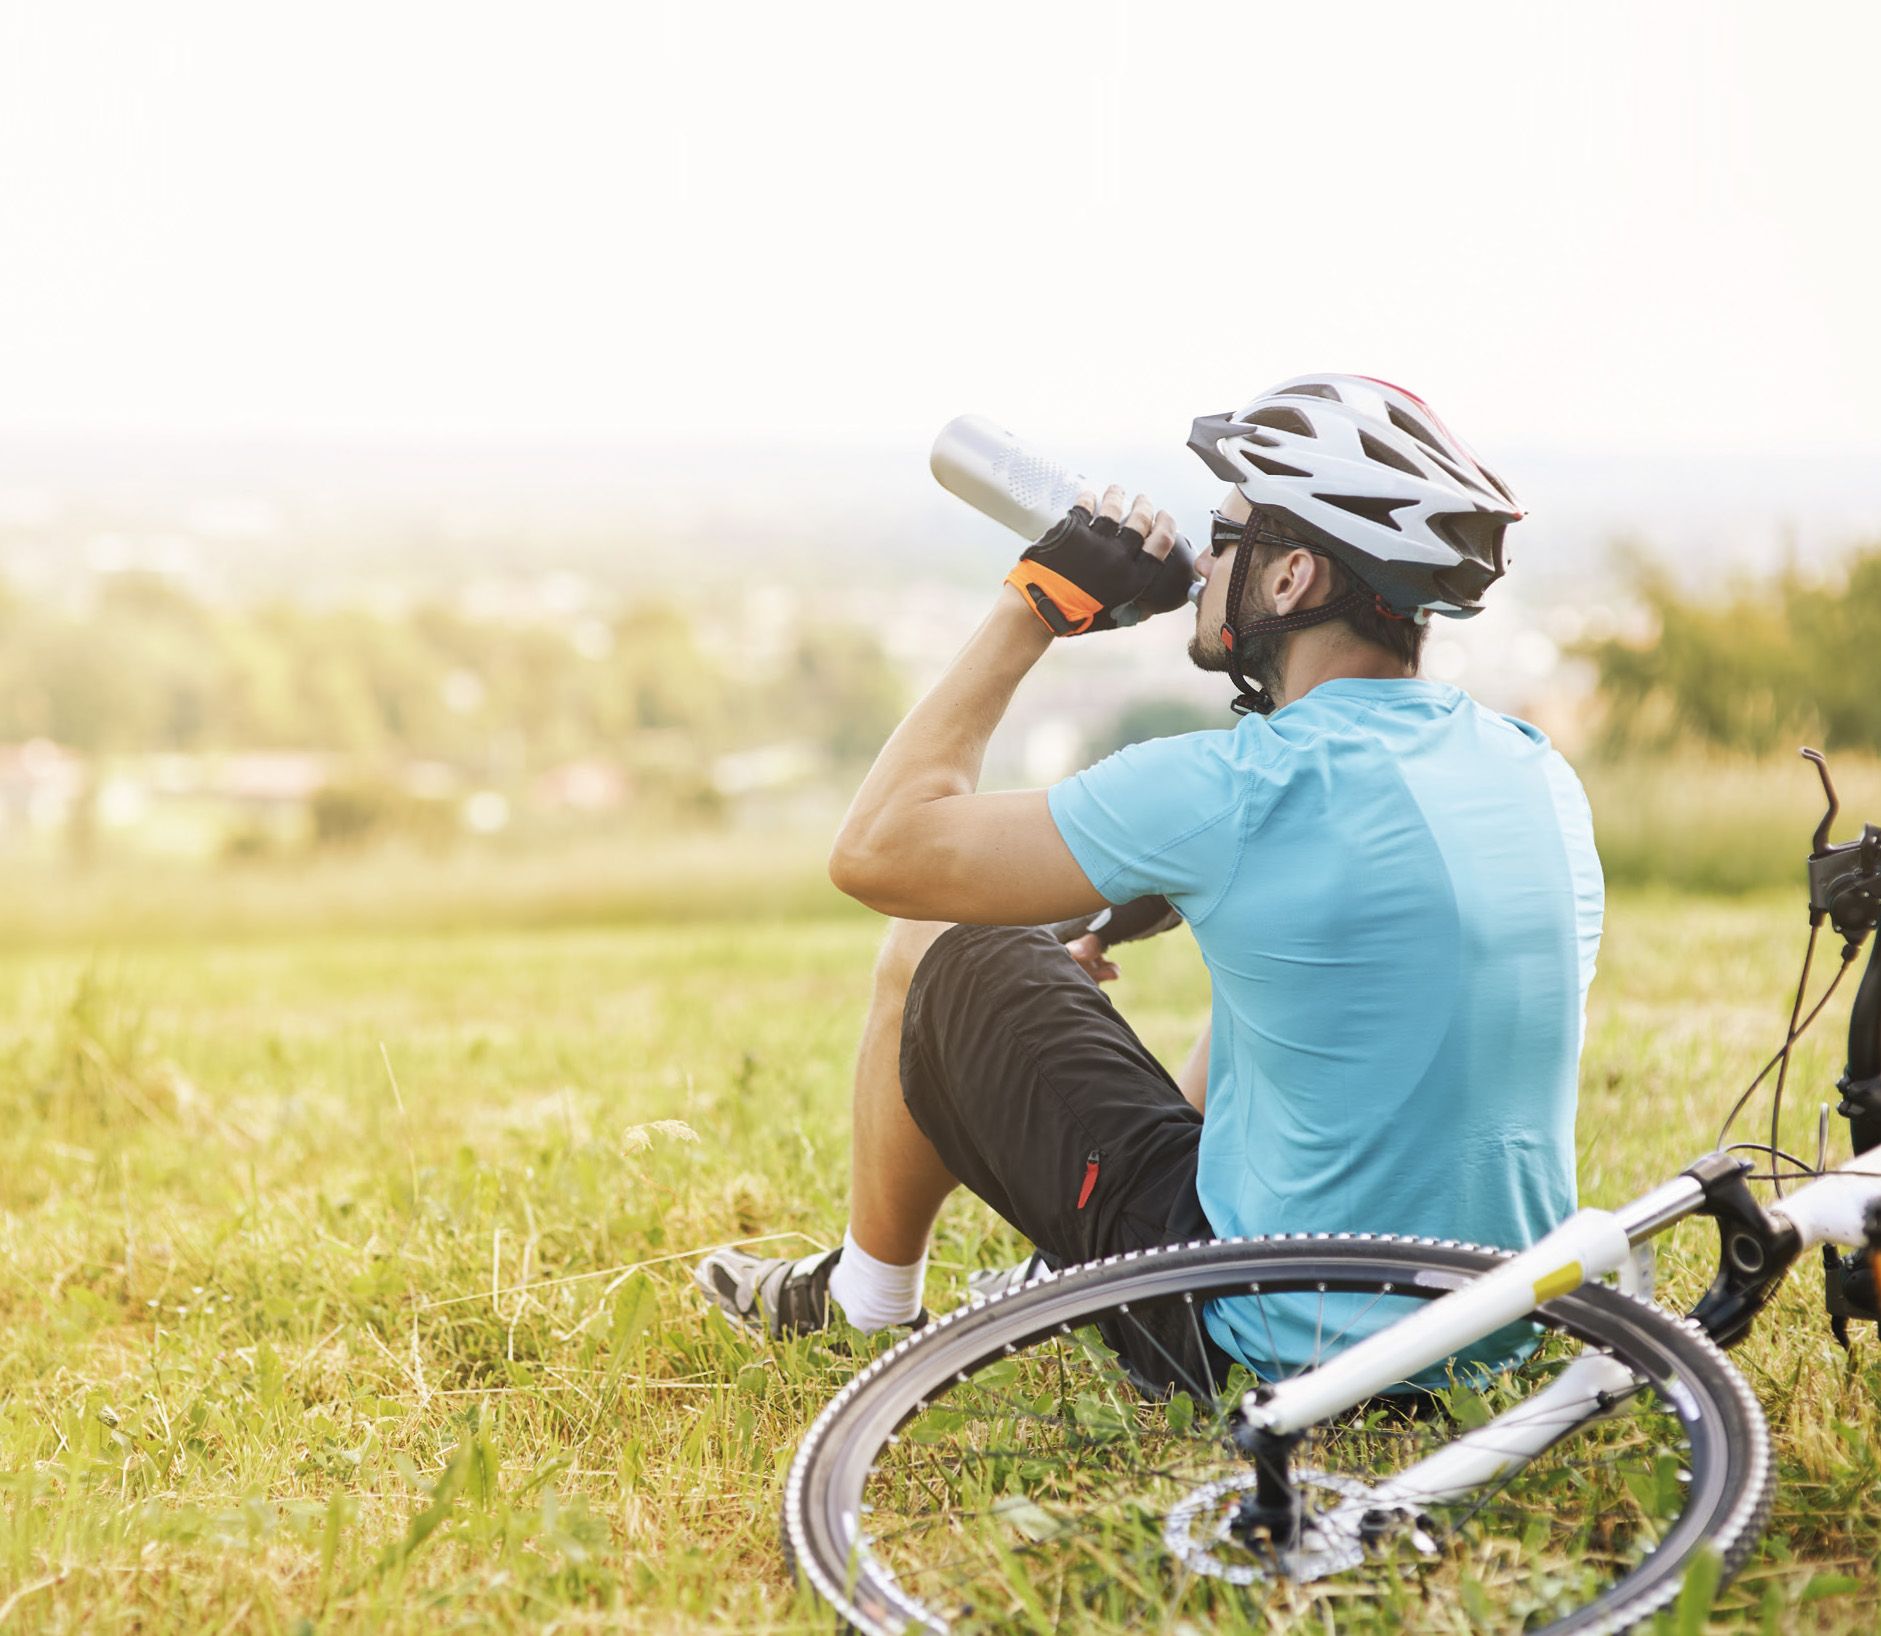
left=1044, top=895, right=1183, bottom=951
left=1801, top=750, right=1880, bottom=940
left=1804, top=747, right=1839, bottom=859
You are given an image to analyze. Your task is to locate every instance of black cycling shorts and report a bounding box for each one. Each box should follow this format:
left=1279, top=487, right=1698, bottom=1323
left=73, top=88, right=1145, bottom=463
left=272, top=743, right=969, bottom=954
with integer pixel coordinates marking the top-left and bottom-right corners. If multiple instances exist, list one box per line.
left=899, top=922, right=1230, bottom=1389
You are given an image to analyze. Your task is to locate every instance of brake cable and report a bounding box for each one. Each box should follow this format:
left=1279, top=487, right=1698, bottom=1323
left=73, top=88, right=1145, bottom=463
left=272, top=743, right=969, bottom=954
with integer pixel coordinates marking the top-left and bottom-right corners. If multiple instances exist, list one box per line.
left=1713, top=920, right=1860, bottom=1190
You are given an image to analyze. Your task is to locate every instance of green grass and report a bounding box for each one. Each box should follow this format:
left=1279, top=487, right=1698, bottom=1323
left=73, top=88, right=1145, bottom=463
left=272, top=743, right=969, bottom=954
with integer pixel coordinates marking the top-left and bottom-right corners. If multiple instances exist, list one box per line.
left=0, top=826, right=859, bottom=947
left=1581, top=751, right=1881, bottom=895
left=0, top=890, right=1877, bottom=1630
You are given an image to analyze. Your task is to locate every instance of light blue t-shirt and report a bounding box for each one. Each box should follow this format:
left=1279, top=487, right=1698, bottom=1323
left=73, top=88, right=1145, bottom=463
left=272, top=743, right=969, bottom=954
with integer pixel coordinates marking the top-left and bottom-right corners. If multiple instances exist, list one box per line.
left=1048, top=678, right=1603, bottom=1381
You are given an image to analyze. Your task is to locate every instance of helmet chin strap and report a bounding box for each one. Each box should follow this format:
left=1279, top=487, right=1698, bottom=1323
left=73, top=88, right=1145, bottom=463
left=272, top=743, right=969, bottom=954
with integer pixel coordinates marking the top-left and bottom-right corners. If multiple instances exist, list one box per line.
left=1219, top=526, right=1371, bottom=716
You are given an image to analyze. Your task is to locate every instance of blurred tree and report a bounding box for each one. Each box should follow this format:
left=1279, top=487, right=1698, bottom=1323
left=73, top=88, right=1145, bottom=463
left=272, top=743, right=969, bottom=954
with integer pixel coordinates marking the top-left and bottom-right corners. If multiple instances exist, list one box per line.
left=1091, top=696, right=1223, bottom=759
left=309, top=781, right=455, bottom=850
left=616, top=603, right=727, bottom=739
left=1584, top=543, right=1881, bottom=753
left=0, top=576, right=910, bottom=785
left=776, top=624, right=906, bottom=764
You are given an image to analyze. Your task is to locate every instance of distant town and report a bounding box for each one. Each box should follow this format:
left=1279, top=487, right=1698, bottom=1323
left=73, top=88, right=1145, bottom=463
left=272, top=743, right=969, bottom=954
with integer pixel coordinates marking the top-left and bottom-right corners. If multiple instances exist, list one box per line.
left=5, top=432, right=1878, bottom=863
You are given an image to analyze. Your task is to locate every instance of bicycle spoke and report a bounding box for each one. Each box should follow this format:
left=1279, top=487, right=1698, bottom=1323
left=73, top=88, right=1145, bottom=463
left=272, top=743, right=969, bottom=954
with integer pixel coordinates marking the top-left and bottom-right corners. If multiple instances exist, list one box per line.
left=1185, top=1294, right=1220, bottom=1406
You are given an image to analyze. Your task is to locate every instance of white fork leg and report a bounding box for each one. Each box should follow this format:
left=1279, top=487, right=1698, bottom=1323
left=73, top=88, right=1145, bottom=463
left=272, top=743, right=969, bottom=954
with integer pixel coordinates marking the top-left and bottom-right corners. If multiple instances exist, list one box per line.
left=1362, top=1352, right=1641, bottom=1512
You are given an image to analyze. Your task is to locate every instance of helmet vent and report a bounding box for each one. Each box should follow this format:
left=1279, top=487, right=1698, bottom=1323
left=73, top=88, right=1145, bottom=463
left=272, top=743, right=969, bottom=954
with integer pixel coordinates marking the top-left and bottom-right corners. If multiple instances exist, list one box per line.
left=1476, top=463, right=1518, bottom=508
left=1430, top=511, right=1506, bottom=566
left=1241, top=451, right=1311, bottom=479
left=1315, top=493, right=1414, bottom=532
left=1239, top=406, right=1315, bottom=438
left=1421, top=445, right=1472, bottom=484
left=1358, top=432, right=1423, bottom=478
left=1386, top=405, right=1447, bottom=458
left=1419, top=443, right=1500, bottom=502
left=1286, top=383, right=1340, bottom=401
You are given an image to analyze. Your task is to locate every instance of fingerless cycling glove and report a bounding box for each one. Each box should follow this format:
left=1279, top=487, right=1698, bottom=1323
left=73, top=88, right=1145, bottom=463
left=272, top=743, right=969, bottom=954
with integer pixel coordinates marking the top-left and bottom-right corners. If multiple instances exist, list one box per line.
left=1005, top=506, right=1196, bottom=636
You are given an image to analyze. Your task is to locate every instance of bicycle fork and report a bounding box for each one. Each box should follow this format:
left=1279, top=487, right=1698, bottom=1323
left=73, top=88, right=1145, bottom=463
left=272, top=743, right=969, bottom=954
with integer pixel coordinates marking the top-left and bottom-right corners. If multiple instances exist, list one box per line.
left=1230, top=1350, right=1640, bottom=1566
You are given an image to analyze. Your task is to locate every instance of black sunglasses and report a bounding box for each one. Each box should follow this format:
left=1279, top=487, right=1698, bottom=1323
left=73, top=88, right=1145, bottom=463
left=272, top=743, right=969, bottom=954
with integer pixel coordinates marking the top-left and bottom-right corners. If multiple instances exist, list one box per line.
left=1209, top=510, right=1251, bottom=558
left=1210, top=510, right=1338, bottom=564
left=1210, top=511, right=1301, bottom=558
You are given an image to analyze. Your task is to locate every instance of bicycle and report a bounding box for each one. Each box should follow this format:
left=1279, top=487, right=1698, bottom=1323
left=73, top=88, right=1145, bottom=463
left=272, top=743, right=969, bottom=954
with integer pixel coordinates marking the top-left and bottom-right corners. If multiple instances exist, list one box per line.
left=784, top=750, right=1881, bottom=1634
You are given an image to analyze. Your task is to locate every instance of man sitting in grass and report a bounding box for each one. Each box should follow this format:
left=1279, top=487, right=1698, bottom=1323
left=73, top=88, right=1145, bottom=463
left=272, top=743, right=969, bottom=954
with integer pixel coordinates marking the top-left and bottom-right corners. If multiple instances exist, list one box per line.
left=696, top=375, right=1603, bottom=1387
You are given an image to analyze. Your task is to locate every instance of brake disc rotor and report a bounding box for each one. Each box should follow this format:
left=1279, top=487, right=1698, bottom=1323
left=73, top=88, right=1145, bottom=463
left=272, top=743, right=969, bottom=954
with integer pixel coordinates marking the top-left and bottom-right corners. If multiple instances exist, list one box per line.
left=1161, top=1467, right=1378, bottom=1585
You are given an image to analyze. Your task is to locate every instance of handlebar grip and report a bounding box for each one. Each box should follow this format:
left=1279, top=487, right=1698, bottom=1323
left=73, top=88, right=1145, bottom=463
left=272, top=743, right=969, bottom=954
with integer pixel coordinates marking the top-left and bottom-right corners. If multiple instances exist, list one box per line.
left=1043, top=895, right=1182, bottom=951
left=1844, top=937, right=1881, bottom=1157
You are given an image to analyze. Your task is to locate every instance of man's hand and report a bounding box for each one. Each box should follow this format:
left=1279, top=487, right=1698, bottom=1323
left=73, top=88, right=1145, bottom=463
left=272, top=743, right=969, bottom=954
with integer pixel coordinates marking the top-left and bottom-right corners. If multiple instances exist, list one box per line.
left=1065, top=932, right=1121, bottom=984
left=1045, top=895, right=1181, bottom=985
left=1005, top=485, right=1192, bottom=636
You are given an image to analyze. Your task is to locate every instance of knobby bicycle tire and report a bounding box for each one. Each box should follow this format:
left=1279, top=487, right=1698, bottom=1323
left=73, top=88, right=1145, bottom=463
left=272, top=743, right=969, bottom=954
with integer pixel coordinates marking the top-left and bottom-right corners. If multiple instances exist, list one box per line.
left=786, top=1234, right=1772, bottom=1636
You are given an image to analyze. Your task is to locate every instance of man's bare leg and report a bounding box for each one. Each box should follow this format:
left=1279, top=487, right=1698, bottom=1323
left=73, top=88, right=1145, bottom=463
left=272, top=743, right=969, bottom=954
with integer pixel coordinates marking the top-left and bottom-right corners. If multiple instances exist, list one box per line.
left=691, top=917, right=962, bottom=1336
left=821, top=918, right=959, bottom=1330
left=847, top=917, right=958, bottom=1264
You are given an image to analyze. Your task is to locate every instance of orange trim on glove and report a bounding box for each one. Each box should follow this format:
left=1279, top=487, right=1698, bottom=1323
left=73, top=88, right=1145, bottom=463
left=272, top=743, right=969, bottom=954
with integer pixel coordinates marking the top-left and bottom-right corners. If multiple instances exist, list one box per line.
left=1005, top=561, right=1108, bottom=636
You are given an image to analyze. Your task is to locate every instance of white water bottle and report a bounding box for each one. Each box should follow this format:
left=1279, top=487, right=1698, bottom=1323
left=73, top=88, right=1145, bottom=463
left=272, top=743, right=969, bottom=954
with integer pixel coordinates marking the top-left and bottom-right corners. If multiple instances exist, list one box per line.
left=928, top=414, right=1201, bottom=614
left=929, top=414, right=1093, bottom=541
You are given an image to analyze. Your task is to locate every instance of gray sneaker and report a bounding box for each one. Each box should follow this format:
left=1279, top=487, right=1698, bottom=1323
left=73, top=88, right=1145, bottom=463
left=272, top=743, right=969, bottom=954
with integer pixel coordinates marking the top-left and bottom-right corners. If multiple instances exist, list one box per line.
left=966, top=1249, right=1055, bottom=1304
left=693, top=1244, right=928, bottom=1339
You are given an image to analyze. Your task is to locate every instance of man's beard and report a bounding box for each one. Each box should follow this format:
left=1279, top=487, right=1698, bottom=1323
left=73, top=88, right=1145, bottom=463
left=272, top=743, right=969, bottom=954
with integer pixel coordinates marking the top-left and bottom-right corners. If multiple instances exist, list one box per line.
left=1189, top=587, right=1285, bottom=703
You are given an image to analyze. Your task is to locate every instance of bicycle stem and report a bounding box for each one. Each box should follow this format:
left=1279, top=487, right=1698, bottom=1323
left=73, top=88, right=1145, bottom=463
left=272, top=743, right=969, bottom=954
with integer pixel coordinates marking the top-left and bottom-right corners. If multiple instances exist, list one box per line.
left=1770, top=1147, right=1881, bottom=1248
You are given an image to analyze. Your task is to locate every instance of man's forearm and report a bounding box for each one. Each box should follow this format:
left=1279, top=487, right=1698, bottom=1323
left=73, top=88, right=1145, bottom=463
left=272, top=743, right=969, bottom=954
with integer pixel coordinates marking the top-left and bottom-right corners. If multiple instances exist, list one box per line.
left=832, top=594, right=1050, bottom=875
left=827, top=480, right=1176, bottom=923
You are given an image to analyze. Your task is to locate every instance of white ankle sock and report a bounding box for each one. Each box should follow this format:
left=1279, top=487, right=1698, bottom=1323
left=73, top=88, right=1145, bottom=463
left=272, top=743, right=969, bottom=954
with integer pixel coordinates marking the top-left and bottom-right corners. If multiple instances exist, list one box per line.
left=826, top=1227, right=926, bottom=1332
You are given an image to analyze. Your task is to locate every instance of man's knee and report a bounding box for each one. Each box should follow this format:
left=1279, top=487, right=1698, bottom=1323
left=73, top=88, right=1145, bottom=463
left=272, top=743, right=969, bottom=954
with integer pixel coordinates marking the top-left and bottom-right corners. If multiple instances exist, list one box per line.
left=888, top=924, right=1055, bottom=1115
left=872, top=917, right=955, bottom=1001
left=882, top=920, right=1064, bottom=1011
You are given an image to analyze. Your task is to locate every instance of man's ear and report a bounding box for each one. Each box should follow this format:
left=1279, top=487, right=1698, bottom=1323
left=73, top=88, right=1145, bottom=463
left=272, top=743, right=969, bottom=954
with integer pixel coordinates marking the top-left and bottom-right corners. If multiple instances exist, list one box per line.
left=1270, top=548, right=1322, bottom=616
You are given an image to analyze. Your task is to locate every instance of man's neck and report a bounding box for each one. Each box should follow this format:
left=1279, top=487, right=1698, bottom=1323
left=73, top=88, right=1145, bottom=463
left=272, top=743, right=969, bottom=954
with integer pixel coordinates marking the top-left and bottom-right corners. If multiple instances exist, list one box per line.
left=1273, top=631, right=1416, bottom=709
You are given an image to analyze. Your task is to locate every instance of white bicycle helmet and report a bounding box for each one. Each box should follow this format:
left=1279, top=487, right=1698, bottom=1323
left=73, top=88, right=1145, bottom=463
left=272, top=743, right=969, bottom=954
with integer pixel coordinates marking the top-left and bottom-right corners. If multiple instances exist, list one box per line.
left=1187, top=373, right=1523, bottom=621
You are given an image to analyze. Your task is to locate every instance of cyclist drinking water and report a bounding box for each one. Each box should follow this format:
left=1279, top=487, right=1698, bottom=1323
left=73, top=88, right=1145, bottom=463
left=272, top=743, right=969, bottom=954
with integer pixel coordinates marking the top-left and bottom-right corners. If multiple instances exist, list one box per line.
left=696, top=374, right=1603, bottom=1385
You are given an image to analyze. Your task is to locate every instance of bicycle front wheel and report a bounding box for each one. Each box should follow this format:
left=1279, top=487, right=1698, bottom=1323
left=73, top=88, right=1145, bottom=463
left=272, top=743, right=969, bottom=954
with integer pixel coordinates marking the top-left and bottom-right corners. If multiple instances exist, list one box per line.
left=786, top=1234, right=1771, bottom=1635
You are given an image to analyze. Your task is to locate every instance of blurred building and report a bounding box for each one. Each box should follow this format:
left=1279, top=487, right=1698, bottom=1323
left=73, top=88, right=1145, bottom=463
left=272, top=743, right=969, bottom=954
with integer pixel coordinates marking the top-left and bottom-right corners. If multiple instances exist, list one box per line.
left=0, top=739, right=85, bottom=838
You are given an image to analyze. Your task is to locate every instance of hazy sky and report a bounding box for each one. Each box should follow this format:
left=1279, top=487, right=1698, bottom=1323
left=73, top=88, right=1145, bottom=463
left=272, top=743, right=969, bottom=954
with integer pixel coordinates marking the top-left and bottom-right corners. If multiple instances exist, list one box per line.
left=2, top=0, right=1877, bottom=460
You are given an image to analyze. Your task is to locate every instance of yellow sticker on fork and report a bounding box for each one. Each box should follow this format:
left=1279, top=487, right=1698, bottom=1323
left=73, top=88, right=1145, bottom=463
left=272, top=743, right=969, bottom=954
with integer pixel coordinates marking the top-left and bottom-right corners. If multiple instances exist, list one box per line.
left=1533, top=1262, right=1584, bottom=1304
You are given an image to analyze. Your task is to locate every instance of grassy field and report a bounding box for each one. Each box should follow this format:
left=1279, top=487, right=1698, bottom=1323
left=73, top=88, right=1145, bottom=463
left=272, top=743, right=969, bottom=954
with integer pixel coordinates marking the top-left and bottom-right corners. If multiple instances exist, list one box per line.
left=0, top=749, right=1877, bottom=951
left=0, top=880, right=1878, bottom=1631
left=1579, top=751, right=1881, bottom=896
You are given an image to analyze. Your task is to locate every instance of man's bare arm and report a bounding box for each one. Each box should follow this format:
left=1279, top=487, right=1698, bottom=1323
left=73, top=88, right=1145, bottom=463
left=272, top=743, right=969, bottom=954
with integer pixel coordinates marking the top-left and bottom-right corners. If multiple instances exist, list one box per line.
left=828, top=595, right=1104, bottom=923
left=829, top=485, right=1179, bottom=925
